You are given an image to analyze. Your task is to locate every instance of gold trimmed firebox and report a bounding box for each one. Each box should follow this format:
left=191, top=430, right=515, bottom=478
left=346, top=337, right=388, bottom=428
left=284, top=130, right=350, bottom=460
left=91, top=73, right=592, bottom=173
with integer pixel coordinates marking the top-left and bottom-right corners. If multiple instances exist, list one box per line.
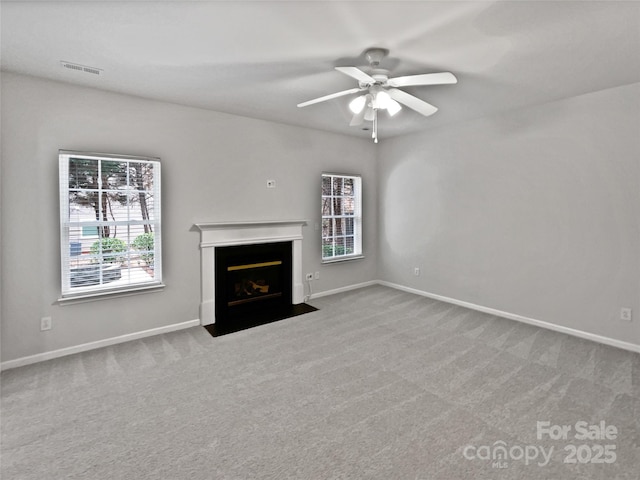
left=214, top=241, right=293, bottom=323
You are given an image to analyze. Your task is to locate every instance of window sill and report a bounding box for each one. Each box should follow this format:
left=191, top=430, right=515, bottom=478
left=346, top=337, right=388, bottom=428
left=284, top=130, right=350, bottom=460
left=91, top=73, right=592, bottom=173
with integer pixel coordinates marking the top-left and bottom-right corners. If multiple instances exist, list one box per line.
left=322, top=254, right=365, bottom=265
left=57, top=283, right=165, bottom=306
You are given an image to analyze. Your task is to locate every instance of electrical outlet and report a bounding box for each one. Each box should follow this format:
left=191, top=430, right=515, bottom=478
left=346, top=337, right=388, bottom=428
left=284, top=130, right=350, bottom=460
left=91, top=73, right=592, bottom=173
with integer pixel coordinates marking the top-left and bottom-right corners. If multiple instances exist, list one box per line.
left=314, top=271, right=320, bottom=280
left=414, top=267, right=420, bottom=276
left=305, top=273, right=313, bottom=281
left=620, top=307, right=632, bottom=322
left=41, top=316, right=52, bottom=331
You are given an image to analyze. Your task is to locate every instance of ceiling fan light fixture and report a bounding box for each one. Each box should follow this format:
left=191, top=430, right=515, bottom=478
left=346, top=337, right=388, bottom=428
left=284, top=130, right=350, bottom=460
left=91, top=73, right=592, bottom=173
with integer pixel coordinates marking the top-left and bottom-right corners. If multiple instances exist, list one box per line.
left=348, top=95, right=367, bottom=114
left=364, top=106, right=375, bottom=122
left=376, top=90, right=391, bottom=110
left=387, top=98, right=402, bottom=116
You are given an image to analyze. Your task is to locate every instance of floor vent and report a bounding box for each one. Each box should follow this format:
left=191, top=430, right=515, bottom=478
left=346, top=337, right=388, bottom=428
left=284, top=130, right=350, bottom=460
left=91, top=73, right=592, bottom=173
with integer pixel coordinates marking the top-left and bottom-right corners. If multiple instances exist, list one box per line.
left=60, top=61, right=103, bottom=76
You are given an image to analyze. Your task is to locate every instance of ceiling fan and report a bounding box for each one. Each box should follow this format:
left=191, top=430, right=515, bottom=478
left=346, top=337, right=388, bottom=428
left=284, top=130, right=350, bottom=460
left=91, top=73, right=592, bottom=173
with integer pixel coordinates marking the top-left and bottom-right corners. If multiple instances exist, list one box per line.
left=297, top=48, right=457, bottom=143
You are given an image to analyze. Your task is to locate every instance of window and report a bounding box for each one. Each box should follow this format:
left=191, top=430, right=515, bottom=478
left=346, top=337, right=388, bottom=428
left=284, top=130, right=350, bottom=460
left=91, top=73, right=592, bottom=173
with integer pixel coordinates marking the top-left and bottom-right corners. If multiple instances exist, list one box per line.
left=59, top=151, right=162, bottom=300
left=321, top=173, right=362, bottom=262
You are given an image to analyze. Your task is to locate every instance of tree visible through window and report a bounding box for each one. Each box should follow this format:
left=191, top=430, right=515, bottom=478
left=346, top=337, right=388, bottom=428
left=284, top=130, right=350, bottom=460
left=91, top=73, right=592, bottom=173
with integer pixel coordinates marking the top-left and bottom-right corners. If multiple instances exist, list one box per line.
left=322, top=173, right=362, bottom=261
left=59, top=151, right=162, bottom=298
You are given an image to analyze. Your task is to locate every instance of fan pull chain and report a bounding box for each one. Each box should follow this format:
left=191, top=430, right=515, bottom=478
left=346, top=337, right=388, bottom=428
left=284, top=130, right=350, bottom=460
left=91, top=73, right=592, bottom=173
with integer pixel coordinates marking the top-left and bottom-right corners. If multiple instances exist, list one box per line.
left=373, top=108, right=378, bottom=143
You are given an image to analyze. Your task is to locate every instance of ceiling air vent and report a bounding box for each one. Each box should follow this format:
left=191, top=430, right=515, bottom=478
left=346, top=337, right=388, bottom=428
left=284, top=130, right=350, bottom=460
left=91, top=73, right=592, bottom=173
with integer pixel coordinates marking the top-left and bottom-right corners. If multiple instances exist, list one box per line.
left=60, top=61, right=103, bottom=76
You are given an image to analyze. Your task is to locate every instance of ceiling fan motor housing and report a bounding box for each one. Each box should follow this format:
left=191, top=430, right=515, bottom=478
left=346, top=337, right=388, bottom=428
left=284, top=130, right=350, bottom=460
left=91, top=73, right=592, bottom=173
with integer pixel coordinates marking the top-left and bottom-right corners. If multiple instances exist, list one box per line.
left=358, top=72, right=389, bottom=89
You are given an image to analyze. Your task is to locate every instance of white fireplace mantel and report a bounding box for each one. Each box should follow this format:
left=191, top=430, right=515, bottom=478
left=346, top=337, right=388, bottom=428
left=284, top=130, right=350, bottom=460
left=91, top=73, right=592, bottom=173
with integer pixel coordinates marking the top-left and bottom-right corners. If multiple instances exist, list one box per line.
left=194, top=220, right=307, bottom=325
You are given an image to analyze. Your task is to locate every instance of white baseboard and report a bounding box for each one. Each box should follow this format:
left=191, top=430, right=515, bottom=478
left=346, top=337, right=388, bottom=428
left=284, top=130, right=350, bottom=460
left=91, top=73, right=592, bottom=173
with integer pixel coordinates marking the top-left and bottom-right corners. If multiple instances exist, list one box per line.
left=1, top=319, right=201, bottom=371
left=310, top=280, right=378, bottom=299
left=4, top=280, right=638, bottom=370
left=378, top=281, right=640, bottom=354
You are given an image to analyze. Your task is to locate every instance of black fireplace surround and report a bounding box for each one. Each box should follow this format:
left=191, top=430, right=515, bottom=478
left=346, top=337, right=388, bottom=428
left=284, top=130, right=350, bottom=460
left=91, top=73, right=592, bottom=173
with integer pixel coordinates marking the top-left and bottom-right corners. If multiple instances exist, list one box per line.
left=215, top=241, right=293, bottom=325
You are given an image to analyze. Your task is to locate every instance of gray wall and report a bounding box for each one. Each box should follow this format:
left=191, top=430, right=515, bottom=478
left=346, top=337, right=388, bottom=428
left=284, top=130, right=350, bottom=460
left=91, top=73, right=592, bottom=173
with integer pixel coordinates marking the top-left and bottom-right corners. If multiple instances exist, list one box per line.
left=378, top=82, right=640, bottom=346
left=2, top=71, right=639, bottom=363
left=0, top=72, right=378, bottom=362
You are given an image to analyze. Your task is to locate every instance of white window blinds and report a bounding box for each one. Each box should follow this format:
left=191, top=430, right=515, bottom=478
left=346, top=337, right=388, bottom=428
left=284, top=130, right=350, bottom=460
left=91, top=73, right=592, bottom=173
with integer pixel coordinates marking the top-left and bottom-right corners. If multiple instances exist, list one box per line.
left=59, top=151, right=162, bottom=298
left=321, top=173, right=362, bottom=262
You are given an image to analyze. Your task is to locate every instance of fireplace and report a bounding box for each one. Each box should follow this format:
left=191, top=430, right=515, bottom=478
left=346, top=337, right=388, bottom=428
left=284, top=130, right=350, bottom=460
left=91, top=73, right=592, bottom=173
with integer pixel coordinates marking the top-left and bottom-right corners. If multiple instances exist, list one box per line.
left=194, top=220, right=307, bottom=327
left=215, top=241, right=292, bottom=321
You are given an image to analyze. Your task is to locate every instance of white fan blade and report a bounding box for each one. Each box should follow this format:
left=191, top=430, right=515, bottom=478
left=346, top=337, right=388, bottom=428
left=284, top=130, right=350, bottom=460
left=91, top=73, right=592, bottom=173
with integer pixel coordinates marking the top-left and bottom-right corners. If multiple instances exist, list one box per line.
left=297, top=87, right=364, bottom=108
left=387, top=72, right=457, bottom=88
left=388, top=88, right=438, bottom=117
left=335, top=66, right=376, bottom=84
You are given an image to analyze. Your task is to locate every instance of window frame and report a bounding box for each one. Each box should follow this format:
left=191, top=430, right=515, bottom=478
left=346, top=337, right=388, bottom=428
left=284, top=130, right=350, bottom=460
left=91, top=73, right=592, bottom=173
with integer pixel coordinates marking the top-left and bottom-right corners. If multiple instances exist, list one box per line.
left=58, top=150, right=163, bottom=302
left=321, top=172, right=363, bottom=264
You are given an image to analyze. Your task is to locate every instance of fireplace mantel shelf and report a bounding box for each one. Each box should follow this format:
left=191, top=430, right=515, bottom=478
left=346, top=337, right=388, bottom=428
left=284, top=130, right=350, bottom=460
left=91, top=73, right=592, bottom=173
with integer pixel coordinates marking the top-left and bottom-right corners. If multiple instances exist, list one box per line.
left=195, top=220, right=307, bottom=231
left=194, top=220, right=308, bottom=249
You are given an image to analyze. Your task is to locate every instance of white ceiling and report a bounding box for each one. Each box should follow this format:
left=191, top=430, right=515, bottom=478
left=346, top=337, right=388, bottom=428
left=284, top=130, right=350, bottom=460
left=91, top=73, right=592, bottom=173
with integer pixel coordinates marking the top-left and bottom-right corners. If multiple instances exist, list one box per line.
left=2, top=1, right=639, bottom=140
